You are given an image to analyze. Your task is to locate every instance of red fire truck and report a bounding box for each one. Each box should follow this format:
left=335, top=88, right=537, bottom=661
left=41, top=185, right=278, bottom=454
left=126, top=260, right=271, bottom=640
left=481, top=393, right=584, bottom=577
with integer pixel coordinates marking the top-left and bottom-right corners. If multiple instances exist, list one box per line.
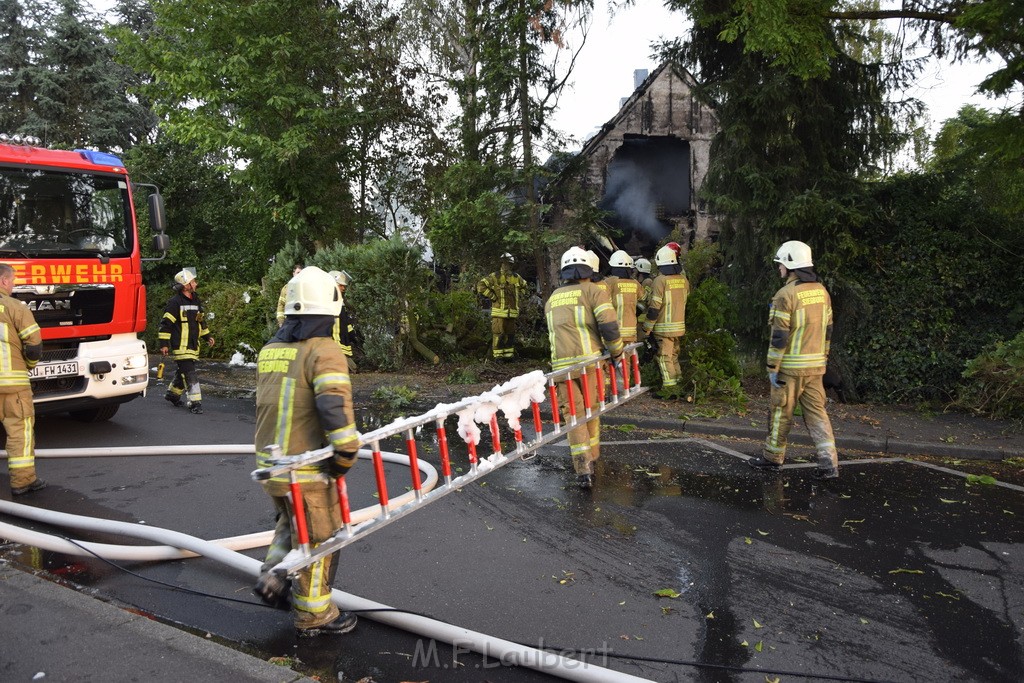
left=0, top=134, right=169, bottom=422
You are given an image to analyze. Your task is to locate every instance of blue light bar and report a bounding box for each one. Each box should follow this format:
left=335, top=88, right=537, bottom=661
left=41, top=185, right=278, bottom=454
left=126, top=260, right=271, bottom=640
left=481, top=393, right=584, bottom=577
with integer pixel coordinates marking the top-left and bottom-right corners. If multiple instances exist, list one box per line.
left=74, top=149, right=124, bottom=167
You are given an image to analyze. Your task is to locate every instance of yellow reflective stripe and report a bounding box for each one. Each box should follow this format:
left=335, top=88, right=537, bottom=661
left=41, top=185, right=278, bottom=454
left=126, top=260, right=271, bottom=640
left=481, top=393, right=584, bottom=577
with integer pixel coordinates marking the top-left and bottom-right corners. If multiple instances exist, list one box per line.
left=313, top=373, right=350, bottom=392
left=328, top=424, right=359, bottom=449
left=0, top=323, right=9, bottom=372
left=18, top=324, right=39, bottom=340
left=551, top=352, right=602, bottom=371
left=276, top=378, right=295, bottom=452
left=790, top=309, right=806, bottom=354
left=773, top=310, right=791, bottom=323
left=293, top=556, right=333, bottom=613
left=569, top=443, right=590, bottom=456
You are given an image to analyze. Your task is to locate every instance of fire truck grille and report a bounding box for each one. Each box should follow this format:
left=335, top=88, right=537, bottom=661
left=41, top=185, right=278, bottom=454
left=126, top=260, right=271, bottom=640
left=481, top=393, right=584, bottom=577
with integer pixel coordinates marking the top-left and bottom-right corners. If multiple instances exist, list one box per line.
left=15, top=287, right=116, bottom=328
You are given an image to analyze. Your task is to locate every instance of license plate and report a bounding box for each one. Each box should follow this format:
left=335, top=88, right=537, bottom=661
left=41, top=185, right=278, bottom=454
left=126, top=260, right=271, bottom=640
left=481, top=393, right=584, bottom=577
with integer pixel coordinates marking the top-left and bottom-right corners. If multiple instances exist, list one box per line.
left=29, top=361, right=79, bottom=379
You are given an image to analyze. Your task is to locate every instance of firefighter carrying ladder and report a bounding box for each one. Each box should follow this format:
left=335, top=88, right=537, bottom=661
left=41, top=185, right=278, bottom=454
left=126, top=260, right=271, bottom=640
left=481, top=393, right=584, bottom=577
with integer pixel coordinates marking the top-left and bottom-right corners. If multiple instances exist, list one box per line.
left=252, top=343, right=647, bottom=579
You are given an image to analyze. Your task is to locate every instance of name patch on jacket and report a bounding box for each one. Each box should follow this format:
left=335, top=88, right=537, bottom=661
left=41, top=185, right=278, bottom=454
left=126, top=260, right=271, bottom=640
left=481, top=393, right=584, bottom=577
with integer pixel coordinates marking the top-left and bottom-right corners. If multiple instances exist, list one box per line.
left=258, top=347, right=298, bottom=373
left=796, top=290, right=826, bottom=305
left=548, top=290, right=582, bottom=307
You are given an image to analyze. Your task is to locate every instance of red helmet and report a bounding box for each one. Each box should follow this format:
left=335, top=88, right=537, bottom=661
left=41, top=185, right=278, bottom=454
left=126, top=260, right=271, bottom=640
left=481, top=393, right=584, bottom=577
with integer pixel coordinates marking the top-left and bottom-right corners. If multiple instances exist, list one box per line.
left=666, top=242, right=682, bottom=254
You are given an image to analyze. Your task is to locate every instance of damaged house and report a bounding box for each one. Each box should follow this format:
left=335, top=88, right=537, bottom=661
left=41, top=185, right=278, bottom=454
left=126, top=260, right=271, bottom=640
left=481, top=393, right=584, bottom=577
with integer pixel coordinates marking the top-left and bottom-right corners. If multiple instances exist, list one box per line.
left=546, top=63, right=719, bottom=259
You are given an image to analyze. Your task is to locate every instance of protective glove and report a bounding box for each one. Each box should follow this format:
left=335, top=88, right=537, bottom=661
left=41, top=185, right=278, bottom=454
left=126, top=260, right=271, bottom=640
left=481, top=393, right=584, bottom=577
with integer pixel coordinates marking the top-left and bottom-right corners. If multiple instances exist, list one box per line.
left=768, top=371, right=785, bottom=389
left=328, top=451, right=355, bottom=479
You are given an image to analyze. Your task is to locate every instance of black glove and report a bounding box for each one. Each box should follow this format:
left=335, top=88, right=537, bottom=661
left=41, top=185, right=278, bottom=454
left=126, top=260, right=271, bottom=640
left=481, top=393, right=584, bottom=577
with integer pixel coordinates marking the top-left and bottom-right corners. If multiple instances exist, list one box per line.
left=328, top=451, right=355, bottom=479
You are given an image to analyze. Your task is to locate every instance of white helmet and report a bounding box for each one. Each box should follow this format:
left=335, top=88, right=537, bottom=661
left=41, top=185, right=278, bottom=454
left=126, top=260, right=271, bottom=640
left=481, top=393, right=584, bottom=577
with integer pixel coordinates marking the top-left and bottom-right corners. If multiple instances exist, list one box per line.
left=634, top=257, right=652, bottom=275
left=501, top=252, right=515, bottom=264
left=284, top=266, right=342, bottom=317
left=560, top=246, right=590, bottom=270
left=328, top=270, right=352, bottom=287
left=655, top=245, right=678, bottom=266
left=174, top=269, right=196, bottom=286
left=609, top=250, right=634, bottom=269
left=774, top=241, right=813, bottom=269
left=584, top=250, right=600, bottom=271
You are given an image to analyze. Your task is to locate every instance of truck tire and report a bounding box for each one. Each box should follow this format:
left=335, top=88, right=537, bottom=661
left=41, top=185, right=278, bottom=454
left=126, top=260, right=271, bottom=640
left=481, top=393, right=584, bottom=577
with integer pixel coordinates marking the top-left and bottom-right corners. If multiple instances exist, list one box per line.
left=69, top=405, right=120, bottom=423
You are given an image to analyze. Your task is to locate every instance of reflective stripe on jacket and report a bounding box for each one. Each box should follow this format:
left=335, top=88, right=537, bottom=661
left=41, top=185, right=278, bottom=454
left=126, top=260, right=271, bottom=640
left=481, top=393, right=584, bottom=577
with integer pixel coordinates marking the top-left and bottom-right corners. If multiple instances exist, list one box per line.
left=158, top=291, right=210, bottom=361
left=545, top=281, right=622, bottom=372
left=605, top=276, right=641, bottom=340
left=477, top=271, right=527, bottom=318
left=643, top=273, right=689, bottom=337
left=0, top=293, right=42, bottom=392
left=767, top=276, right=832, bottom=376
left=255, top=337, right=359, bottom=483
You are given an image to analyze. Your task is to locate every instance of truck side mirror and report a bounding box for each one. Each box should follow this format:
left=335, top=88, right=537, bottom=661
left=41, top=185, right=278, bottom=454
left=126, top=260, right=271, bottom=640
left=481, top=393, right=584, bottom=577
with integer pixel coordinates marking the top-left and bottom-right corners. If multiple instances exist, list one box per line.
left=148, top=193, right=166, bottom=233
left=151, top=233, right=170, bottom=252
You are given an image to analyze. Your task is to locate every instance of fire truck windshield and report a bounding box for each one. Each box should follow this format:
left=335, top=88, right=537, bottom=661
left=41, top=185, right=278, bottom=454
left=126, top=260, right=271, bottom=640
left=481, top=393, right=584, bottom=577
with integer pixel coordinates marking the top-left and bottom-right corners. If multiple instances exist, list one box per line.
left=0, top=166, right=134, bottom=258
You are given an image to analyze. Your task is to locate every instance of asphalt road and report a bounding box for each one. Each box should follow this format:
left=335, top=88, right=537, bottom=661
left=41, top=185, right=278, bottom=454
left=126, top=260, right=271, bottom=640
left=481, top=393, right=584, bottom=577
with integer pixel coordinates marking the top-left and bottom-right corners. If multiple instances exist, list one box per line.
left=7, top=388, right=1024, bottom=682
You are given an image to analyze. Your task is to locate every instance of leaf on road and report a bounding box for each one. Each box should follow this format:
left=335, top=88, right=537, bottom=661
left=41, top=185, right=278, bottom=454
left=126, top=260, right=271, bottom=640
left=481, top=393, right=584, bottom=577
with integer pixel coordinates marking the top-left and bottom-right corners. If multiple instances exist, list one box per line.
left=939, top=498, right=961, bottom=504
left=1004, top=510, right=1015, bottom=515
left=936, top=592, right=961, bottom=600
left=754, top=640, right=763, bottom=652
left=753, top=619, right=763, bottom=629
left=619, top=600, right=626, bottom=606
left=966, top=474, right=997, bottom=485
left=744, top=537, right=753, bottom=545
left=661, top=606, right=676, bottom=615
left=757, top=529, right=769, bottom=536
left=740, top=640, right=748, bottom=647
left=888, top=568, right=924, bottom=575
left=706, top=611, right=715, bottom=619
left=859, top=617, right=869, bottom=624
left=653, top=588, right=681, bottom=599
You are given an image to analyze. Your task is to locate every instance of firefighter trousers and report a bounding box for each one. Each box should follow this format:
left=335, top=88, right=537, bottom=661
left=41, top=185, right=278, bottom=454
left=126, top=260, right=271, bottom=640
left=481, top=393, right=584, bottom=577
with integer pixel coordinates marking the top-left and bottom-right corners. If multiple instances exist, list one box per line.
left=1, top=390, right=37, bottom=489
left=167, top=358, right=202, bottom=404
left=763, top=373, right=839, bottom=473
left=260, top=479, right=342, bottom=629
left=557, top=368, right=600, bottom=474
left=656, top=335, right=682, bottom=388
left=490, top=316, right=516, bottom=359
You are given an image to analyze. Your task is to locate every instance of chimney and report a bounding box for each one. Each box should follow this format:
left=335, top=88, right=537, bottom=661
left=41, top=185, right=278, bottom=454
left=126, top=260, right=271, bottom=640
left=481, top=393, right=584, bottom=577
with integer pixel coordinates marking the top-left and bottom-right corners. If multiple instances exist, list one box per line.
left=633, top=69, right=649, bottom=90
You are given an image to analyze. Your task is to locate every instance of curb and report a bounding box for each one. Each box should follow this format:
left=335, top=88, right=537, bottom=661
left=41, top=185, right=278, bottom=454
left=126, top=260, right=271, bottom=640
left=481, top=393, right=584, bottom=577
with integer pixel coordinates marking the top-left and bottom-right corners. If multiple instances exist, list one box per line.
left=603, top=415, right=1021, bottom=461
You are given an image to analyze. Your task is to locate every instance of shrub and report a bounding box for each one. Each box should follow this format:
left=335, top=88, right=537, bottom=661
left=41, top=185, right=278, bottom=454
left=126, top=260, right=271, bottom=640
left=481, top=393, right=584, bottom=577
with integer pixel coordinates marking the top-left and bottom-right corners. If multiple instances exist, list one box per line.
left=955, top=330, right=1024, bottom=420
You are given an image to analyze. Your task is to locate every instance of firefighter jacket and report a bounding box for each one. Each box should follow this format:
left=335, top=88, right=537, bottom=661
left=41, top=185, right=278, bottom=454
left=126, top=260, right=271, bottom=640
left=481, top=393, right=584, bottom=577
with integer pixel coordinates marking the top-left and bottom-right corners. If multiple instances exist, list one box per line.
left=255, top=325, right=360, bottom=484
left=158, top=290, right=211, bottom=361
left=0, top=292, right=42, bottom=393
left=604, top=276, right=641, bottom=340
left=333, top=306, right=355, bottom=357
left=477, top=269, right=527, bottom=318
left=766, top=275, right=832, bottom=377
left=643, top=273, right=689, bottom=337
left=545, top=280, right=623, bottom=372
left=275, top=283, right=288, bottom=326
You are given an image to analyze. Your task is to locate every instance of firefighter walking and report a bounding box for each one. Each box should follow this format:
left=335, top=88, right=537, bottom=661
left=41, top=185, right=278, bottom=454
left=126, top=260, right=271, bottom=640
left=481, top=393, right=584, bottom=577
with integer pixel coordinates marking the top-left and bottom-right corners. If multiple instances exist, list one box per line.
left=545, top=247, right=623, bottom=489
left=159, top=269, right=215, bottom=414
left=0, top=263, right=45, bottom=495
left=253, top=266, right=361, bottom=636
left=476, top=252, right=528, bottom=360
left=641, top=245, right=690, bottom=395
left=605, top=250, right=641, bottom=344
left=749, top=241, right=839, bottom=479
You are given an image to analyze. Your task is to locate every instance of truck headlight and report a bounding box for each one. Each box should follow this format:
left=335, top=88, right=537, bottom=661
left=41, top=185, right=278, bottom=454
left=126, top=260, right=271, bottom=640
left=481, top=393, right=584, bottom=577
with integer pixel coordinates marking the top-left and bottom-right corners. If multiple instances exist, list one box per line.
left=124, top=354, right=148, bottom=370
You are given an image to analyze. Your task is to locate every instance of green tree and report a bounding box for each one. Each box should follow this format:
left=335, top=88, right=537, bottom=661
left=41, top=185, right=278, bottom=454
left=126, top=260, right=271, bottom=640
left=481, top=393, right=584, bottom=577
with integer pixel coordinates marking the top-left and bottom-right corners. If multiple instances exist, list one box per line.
left=116, top=0, right=422, bottom=245
left=1, top=0, right=154, bottom=149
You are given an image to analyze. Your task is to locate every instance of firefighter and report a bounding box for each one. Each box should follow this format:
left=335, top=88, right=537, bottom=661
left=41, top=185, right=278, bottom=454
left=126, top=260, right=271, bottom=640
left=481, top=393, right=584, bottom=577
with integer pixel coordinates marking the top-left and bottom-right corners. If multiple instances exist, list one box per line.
left=641, top=245, right=690, bottom=395
left=328, top=270, right=357, bottom=372
left=0, top=263, right=45, bottom=495
left=545, top=247, right=623, bottom=489
left=750, top=241, right=839, bottom=479
left=253, top=266, right=361, bottom=636
left=634, top=257, right=654, bottom=313
left=476, top=252, right=528, bottom=360
left=159, top=269, right=215, bottom=414
left=605, top=250, right=641, bottom=344
left=276, top=263, right=304, bottom=327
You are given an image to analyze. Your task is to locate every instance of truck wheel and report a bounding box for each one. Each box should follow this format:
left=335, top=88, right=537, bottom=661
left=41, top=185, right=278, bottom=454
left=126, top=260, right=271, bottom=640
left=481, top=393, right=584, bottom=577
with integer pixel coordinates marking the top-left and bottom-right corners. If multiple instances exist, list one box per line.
left=69, top=405, right=120, bottom=422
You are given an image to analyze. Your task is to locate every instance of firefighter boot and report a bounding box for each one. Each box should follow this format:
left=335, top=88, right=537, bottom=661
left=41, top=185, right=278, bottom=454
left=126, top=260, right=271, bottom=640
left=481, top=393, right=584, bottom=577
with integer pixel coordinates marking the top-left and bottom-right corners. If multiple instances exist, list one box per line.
left=297, top=611, right=358, bottom=637
left=577, top=474, right=594, bottom=489
left=164, top=392, right=183, bottom=407
left=188, top=401, right=203, bottom=415
left=12, top=478, right=47, bottom=496
left=253, top=572, right=291, bottom=610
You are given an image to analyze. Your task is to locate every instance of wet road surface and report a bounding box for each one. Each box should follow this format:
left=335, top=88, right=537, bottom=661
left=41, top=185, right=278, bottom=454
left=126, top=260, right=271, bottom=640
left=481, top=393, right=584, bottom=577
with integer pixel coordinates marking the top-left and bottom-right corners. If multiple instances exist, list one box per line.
left=4, top=390, right=1023, bottom=682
